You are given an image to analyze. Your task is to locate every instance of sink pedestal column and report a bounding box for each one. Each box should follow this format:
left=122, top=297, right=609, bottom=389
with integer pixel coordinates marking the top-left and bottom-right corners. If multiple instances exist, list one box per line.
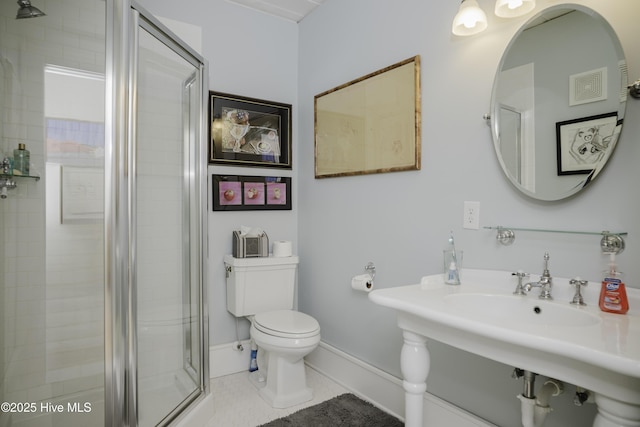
left=401, top=331, right=429, bottom=427
left=593, top=394, right=640, bottom=427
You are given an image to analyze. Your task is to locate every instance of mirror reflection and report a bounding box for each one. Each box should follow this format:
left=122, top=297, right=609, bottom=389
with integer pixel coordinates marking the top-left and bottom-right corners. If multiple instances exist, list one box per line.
left=491, top=5, right=627, bottom=201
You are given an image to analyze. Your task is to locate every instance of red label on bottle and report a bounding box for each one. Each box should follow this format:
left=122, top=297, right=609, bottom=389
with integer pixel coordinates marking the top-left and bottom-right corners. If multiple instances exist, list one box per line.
left=599, top=279, right=629, bottom=314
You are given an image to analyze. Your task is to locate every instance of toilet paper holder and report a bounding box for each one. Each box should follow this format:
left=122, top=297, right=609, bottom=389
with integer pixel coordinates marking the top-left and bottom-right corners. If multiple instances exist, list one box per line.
left=364, top=262, right=376, bottom=284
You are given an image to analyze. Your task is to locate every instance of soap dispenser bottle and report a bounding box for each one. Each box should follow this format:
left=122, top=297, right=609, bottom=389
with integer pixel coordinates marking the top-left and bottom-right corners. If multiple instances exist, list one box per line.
left=599, top=253, right=629, bottom=314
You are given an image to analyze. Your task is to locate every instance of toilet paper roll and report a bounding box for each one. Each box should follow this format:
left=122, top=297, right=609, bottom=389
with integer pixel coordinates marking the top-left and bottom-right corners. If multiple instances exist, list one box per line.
left=351, top=274, right=373, bottom=292
left=272, top=240, right=293, bottom=257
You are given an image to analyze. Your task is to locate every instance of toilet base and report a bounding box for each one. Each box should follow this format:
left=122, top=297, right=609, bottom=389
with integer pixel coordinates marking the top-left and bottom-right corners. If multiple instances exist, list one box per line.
left=255, top=350, right=314, bottom=409
left=260, top=383, right=313, bottom=409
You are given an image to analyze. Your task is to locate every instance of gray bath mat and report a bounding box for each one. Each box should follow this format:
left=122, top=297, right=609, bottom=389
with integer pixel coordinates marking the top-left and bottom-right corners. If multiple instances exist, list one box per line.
left=258, top=393, right=404, bottom=426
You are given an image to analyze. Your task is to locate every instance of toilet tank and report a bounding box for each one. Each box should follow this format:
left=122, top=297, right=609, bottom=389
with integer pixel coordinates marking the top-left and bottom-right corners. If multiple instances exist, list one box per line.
left=224, top=254, right=299, bottom=317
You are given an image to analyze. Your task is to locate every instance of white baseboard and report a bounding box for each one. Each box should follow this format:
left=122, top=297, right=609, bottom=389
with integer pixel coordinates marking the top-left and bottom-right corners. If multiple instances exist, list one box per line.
left=304, top=341, right=405, bottom=419
left=307, top=342, right=496, bottom=427
left=209, top=340, right=496, bottom=427
left=209, top=339, right=252, bottom=378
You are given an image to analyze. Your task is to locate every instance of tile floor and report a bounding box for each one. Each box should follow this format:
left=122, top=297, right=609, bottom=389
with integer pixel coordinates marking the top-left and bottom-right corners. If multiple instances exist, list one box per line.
left=206, top=367, right=349, bottom=427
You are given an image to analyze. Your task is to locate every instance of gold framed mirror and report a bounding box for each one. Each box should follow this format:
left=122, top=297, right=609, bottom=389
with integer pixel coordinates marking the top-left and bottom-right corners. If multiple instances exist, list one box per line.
left=314, top=56, right=421, bottom=178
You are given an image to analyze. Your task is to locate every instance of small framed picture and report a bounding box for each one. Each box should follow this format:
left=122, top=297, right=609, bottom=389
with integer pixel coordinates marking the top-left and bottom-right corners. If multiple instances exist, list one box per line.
left=209, top=92, right=292, bottom=169
left=212, top=175, right=291, bottom=211
left=556, top=112, right=619, bottom=175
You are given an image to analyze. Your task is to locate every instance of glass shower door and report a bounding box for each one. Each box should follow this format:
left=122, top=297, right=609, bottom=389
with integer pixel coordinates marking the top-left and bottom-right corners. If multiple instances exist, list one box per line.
left=132, top=13, right=206, bottom=427
left=1, top=1, right=107, bottom=426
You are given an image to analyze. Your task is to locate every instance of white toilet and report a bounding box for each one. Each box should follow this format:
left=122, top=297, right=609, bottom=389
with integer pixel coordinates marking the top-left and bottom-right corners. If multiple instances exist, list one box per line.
left=224, top=254, right=321, bottom=408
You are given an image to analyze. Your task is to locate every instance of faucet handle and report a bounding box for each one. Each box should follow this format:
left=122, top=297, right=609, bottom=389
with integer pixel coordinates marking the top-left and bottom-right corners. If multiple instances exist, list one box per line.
left=569, top=277, right=588, bottom=286
left=512, top=270, right=529, bottom=295
left=1, top=157, right=11, bottom=175
left=569, top=277, right=588, bottom=306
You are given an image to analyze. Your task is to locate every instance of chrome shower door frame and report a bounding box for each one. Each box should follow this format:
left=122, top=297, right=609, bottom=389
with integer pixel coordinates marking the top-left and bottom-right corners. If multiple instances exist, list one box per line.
left=181, top=70, right=203, bottom=386
left=105, top=1, right=209, bottom=426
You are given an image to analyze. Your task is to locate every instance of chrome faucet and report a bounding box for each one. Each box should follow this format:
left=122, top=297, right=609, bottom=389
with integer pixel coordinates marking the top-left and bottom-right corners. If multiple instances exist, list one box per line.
left=1, top=157, right=12, bottom=175
left=524, top=252, right=553, bottom=300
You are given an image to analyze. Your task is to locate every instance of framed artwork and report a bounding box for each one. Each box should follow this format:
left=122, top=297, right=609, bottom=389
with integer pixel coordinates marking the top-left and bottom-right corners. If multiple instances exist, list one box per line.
left=556, top=112, right=619, bottom=175
left=212, top=175, right=292, bottom=211
left=209, top=92, right=292, bottom=169
left=61, top=166, right=104, bottom=224
left=314, top=55, right=421, bottom=178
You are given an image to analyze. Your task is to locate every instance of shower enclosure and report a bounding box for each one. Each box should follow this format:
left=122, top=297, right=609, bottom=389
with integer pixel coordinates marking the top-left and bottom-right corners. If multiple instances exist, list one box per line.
left=0, top=1, right=209, bottom=426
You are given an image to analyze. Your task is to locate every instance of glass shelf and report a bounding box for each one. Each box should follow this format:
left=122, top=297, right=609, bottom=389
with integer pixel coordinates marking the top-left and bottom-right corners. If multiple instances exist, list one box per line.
left=0, top=173, right=40, bottom=181
left=0, top=173, right=40, bottom=199
left=483, top=226, right=627, bottom=237
left=484, top=226, right=627, bottom=253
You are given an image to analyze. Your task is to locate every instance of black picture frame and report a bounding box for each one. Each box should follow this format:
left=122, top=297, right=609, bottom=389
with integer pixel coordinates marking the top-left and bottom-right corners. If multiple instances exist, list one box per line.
left=209, top=92, right=292, bottom=169
left=555, top=112, right=619, bottom=175
left=212, top=175, right=292, bottom=211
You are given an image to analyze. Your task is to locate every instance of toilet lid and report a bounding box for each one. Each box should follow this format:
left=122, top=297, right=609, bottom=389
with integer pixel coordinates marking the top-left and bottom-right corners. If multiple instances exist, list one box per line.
left=254, top=310, right=320, bottom=338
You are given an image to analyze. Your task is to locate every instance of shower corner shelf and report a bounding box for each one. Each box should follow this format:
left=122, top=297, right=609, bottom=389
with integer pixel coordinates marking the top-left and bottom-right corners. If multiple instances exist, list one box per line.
left=484, top=225, right=627, bottom=253
left=0, top=173, right=40, bottom=199
left=1, top=173, right=40, bottom=180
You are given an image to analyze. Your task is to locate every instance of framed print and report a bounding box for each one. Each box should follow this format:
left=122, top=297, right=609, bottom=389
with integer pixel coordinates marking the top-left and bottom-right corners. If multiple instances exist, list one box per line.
left=314, top=56, right=421, bottom=178
left=556, top=112, right=619, bottom=175
left=212, top=175, right=291, bottom=211
left=61, top=166, right=104, bottom=224
left=209, top=92, right=292, bottom=169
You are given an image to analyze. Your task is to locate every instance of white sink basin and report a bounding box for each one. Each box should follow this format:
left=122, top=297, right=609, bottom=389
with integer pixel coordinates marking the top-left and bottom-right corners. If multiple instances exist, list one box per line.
left=369, top=268, right=640, bottom=427
left=443, top=293, right=601, bottom=327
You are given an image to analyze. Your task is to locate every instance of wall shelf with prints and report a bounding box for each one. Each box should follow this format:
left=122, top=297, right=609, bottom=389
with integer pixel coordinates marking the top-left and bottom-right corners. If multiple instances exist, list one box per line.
left=212, top=175, right=291, bottom=211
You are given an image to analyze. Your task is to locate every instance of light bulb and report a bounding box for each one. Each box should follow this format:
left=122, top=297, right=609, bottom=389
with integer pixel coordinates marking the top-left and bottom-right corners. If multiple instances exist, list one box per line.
left=495, top=0, right=535, bottom=18
left=508, top=0, right=523, bottom=9
left=452, top=0, right=488, bottom=36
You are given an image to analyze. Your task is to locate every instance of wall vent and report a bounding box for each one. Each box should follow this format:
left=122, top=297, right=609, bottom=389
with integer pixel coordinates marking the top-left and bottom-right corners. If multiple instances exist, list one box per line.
left=569, top=67, right=607, bottom=106
left=619, top=60, right=628, bottom=102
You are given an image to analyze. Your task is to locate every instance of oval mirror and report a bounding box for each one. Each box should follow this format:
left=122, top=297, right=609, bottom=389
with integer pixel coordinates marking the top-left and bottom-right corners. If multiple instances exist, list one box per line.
left=491, top=5, right=627, bottom=201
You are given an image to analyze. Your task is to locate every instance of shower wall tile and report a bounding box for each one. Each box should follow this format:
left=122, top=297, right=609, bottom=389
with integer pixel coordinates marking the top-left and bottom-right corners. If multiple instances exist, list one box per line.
left=45, top=27, right=81, bottom=48
left=1, top=0, right=106, bottom=408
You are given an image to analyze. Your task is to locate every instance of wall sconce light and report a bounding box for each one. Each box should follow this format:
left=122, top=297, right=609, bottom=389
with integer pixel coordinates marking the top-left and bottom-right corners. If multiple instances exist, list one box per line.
left=452, top=0, right=488, bottom=36
left=453, top=0, right=537, bottom=36
left=494, top=0, right=536, bottom=18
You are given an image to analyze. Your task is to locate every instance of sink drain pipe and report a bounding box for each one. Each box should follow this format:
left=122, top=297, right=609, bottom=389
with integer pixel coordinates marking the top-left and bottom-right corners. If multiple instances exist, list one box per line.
left=514, top=369, right=564, bottom=427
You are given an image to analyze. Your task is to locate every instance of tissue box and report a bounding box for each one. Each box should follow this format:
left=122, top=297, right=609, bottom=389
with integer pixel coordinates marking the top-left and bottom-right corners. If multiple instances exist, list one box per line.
left=232, top=230, right=269, bottom=258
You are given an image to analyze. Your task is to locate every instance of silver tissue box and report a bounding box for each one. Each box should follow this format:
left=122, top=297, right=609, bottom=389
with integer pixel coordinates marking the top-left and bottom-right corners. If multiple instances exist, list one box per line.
left=232, top=230, right=269, bottom=258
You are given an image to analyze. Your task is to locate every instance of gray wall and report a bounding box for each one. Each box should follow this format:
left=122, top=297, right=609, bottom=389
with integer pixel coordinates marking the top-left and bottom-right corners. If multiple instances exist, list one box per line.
left=140, top=0, right=639, bottom=426
left=297, top=1, right=638, bottom=427
left=137, top=0, right=299, bottom=346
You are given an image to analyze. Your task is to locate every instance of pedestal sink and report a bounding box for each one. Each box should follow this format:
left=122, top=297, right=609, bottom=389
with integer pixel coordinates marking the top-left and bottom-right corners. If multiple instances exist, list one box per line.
left=444, top=293, right=601, bottom=327
left=369, top=269, right=640, bottom=427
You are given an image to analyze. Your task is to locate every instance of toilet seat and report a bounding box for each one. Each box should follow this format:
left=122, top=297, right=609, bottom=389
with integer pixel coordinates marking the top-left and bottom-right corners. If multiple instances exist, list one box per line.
left=253, top=310, right=320, bottom=339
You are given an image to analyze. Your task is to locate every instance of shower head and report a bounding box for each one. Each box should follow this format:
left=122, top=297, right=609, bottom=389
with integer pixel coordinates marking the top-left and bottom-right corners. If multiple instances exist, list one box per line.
left=16, top=0, right=46, bottom=19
